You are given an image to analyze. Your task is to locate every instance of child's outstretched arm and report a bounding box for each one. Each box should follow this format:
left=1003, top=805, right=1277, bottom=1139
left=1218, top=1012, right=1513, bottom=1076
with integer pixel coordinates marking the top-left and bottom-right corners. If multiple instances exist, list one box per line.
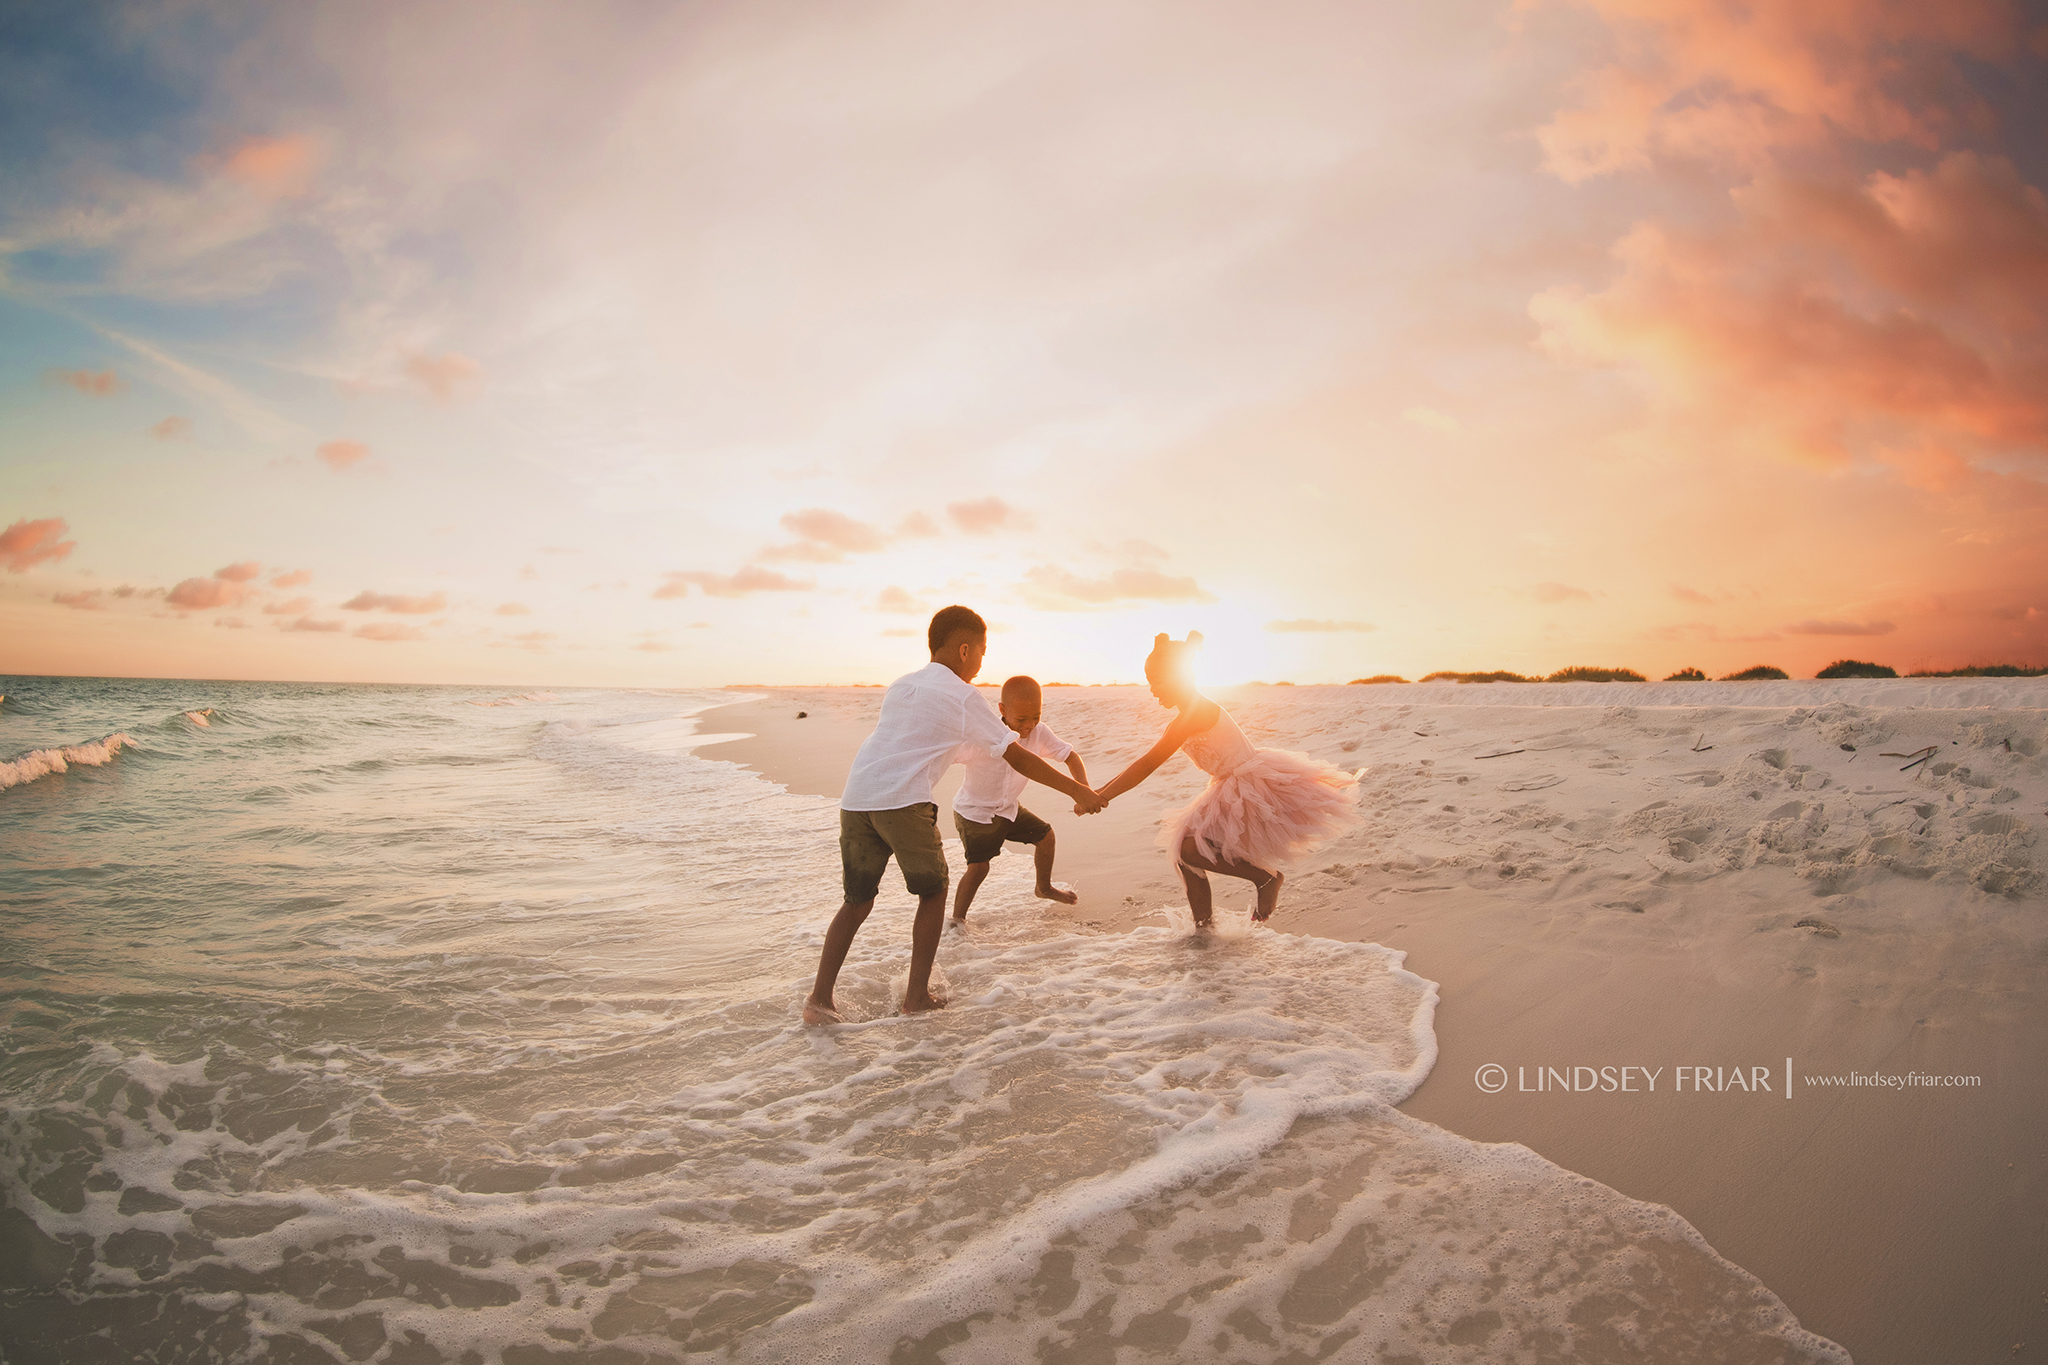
left=1092, top=728, right=1182, bottom=805
left=1064, top=751, right=1088, bottom=787
left=1005, top=744, right=1104, bottom=813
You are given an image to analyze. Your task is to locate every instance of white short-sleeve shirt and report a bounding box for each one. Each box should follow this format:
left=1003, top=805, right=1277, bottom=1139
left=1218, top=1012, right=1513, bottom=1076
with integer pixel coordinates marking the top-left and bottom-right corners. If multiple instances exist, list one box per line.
left=840, top=663, right=1016, bottom=812
left=952, top=721, right=1072, bottom=825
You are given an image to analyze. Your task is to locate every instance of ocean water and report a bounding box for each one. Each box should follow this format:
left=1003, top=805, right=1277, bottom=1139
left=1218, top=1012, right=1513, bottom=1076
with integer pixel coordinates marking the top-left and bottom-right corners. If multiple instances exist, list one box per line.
left=0, top=677, right=1851, bottom=1364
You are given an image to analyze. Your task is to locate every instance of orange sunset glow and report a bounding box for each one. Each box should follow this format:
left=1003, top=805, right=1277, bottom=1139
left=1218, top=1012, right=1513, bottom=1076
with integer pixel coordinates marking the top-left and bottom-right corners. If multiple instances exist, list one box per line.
left=4, top=1, right=2046, bottom=687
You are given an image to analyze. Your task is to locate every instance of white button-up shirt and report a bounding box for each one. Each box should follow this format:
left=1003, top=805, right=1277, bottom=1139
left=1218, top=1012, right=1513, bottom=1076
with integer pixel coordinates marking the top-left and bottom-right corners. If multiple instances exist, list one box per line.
left=953, top=721, right=1071, bottom=824
left=840, top=663, right=1015, bottom=812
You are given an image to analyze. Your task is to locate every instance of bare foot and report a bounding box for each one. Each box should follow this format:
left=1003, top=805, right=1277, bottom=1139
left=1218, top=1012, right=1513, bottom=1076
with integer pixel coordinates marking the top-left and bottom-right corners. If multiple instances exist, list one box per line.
left=801, top=997, right=842, bottom=1026
left=1035, top=882, right=1079, bottom=905
left=1252, top=870, right=1285, bottom=922
left=900, top=990, right=946, bottom=1015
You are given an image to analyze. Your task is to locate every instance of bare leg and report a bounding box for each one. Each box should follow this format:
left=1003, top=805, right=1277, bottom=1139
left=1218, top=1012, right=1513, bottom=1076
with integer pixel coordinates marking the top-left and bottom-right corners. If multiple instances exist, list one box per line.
left=903, top=886, right=950, bottom=1013
left=1178, top=839, right=1283, bottom=921
left=805, top=898, right=875, bottom=1023
left=1033, top=830, right=1077, bottom=904
left=953, top=862, right=992, bottom=921
left=1176, top=857, right=1214, bottom=927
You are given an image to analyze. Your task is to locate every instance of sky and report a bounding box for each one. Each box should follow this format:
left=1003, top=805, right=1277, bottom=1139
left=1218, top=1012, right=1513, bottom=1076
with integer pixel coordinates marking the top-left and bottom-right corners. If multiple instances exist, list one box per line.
left=3, top=0, right=2046, bottom=687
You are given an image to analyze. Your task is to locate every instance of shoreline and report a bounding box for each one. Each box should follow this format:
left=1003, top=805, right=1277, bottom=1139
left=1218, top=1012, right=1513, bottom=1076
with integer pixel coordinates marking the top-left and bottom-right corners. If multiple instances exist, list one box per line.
left=696, top=685, right=2048, bottom=1365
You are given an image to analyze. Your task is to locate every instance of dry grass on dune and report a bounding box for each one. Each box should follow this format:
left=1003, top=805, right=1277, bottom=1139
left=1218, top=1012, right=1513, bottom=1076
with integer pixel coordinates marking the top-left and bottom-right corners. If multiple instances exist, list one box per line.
left=1911, top=663, right=2048, bottom=678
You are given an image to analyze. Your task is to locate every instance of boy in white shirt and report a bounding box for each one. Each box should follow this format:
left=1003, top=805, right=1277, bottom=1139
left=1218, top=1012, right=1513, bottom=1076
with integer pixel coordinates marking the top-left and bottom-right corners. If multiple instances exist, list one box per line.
left=951, top=675, right=1086, bottom=922
left=804, top=607, right=1103, bottom=1024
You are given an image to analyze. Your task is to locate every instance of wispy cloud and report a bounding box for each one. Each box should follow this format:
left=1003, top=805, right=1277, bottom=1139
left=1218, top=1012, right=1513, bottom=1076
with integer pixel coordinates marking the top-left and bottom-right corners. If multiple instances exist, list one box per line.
left=875, top=585, right=926, bottom=615
left=1265, top=618, right=1375, bottom=633
left=355, top=622, right=427, bottom=642
left=1786, top=618, right=1896, bottom=636
left=949, top=496, right=1032, bottom=535
left=317, top=440, right=371, bottom=471
left=342, top=590, right=447, bottom=613
left=405, top=351, right=483, bottom=401
left=1018, top=564, right=1216, bottom=611
left=52, top=589, right=105, bottom=610
left=47, top=368, right=123, bottom=396
left=654, top=567, right=812, bottom=598
left=762, top=508, right=891, bottom=562
left=150, top=415, right=193, bottom=440
left=96, top=327, right=307, bottom=441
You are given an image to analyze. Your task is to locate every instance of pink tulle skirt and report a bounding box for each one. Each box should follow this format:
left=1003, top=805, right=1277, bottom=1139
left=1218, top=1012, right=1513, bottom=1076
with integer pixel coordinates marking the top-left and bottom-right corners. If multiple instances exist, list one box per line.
left=1163, top=748, right=1361, bottom=870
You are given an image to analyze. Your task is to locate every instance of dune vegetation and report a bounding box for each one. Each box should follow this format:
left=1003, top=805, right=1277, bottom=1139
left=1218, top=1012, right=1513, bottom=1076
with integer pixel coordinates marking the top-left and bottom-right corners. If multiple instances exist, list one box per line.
left=1909, top=664, right=2048, bottom=678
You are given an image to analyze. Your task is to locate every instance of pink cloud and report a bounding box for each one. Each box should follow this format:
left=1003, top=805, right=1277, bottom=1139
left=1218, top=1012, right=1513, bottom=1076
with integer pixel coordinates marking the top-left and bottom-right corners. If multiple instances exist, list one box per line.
left=263, top=596, right=315, bottom=615
left=151, top=415, right=193, bottom=440
left=271, top=568, right=313, bottom=588
left=214, top=561, right=262, bottom=583
left=896, top=511, right=941, bottom=538
left=948, top=496, right=1031, bottom=535
left=1532, top=167, right=2048, bottom=473
left=405, top=352, right=483, bottom=401
left=1530, top=582, right=1594, bottom=604
left=342, top=590, right=447, bottom=614
left=1787, top=619, right=1896, bottom=636
left=654, top=566, right=812, bottom=599
left=634, top=640, right=675, bottom=652
left=1670, top=584, right=1715, bottom=604
left=215, top=616, right=250, bottom=629
left=508, top=631, right=556, bottom=649
left=355, top=622, right=427, bottom=642
left=219, top=134, right=318, bottom=197
left=495, top=602, right=531, bottom=615
left=52, top=589, right=104, bottom=610
left=167, top=577, right=247, bottom=609
left=1, top=518, right=76, bottom=572
left=763, top=508, right=890, bottom=562
left=1534, top=0, right=2016, bottom=183
left=47, top=368, right=122, bottom=397
left=281, top=616, right=346, bottom=632
left=317, top=440, right=371, bottom=471
left=1019, top=564, right=1216, bottom=611
left=876, top=585, right=925, bottom=614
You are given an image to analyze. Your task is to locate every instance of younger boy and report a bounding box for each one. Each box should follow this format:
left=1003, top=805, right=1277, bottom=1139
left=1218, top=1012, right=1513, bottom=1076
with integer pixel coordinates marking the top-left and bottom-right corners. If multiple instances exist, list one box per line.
left=951, top=675, right=1086, bottom=921
left=804, top=606, right=1103, bottom=1025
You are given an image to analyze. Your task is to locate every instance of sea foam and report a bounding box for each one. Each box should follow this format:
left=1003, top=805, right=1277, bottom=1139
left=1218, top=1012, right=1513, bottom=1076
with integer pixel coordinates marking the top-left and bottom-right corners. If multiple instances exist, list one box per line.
left=0, top=731, right=135, bottom=790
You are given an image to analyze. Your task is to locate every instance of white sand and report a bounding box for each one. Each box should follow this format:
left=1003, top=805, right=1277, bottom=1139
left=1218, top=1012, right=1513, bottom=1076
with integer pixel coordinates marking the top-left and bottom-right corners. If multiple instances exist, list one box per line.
left=697, top=679, right=2048, bottom=1365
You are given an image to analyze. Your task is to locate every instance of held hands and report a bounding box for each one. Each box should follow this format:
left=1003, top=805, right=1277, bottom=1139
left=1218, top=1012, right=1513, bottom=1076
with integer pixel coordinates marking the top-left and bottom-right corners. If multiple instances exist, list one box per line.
left=1073, top=786, right=1109, bottom=816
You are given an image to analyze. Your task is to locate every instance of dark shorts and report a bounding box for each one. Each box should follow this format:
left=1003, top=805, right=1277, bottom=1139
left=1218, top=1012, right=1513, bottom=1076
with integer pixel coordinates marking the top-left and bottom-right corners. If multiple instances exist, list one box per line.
left=841, top=804, right=948, bottom=902
left=953, top=806, right=1053, bottom=865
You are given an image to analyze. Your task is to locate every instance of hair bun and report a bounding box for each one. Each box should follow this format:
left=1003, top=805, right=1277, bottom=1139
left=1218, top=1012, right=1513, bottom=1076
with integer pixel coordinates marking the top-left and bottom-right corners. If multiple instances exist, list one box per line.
left=1185, top=631, right=1203, bottom=649
left=1154, top=633, right=1171, bottom=648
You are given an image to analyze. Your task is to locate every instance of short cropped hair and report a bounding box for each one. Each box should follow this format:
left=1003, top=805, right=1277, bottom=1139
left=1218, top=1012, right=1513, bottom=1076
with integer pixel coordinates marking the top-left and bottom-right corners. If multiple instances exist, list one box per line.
left=928, top=604, right=988, bottom=654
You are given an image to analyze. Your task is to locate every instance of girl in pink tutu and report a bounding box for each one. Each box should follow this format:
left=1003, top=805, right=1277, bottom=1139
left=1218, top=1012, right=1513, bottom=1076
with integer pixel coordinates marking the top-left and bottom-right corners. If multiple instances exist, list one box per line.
left=1093, top=632, right=1360, bottom=926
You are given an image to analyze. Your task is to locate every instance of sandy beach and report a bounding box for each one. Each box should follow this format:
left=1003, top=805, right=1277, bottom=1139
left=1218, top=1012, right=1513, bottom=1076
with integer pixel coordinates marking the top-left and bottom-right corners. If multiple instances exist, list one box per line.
left=699, top=679, right=2048, bottom=1365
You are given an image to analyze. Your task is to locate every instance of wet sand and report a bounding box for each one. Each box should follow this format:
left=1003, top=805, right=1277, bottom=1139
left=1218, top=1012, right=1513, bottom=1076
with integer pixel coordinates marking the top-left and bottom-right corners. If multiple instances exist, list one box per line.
left=697, top=683, right=2048, bottom=1365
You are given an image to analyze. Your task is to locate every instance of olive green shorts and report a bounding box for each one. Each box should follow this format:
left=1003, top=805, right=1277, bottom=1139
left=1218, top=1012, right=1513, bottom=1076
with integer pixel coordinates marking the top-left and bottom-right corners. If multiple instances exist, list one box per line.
left=953, top=806, right=1053, bottom=865
left=840, top=803, right=948, bottom=902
